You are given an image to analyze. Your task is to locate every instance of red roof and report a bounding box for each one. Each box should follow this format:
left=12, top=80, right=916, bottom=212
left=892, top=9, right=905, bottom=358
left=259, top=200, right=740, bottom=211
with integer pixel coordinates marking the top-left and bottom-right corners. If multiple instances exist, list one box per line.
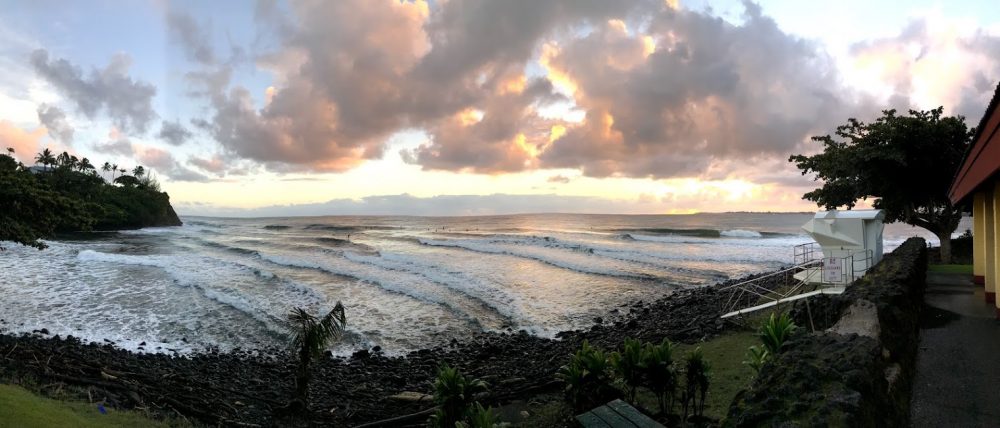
left=949, top=81, right=1000, bottom=204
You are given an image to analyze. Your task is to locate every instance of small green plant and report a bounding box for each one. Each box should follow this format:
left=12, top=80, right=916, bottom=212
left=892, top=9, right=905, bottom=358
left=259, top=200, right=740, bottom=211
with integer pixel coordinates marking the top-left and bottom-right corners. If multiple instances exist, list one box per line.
left=430, top=364, right=489, bottom=428
left=640, top=338, right=676, bottom=414
left=743, top=345, right=769, bottom=375
left=557, top=340, right=614, bottom=411
left=682, top=348, right=710, bottom=420
left=457, top=402, right=498, bottom=428
left=610, top=338, right=645, bottom=403
left=758, top=312, right=797, bottom=354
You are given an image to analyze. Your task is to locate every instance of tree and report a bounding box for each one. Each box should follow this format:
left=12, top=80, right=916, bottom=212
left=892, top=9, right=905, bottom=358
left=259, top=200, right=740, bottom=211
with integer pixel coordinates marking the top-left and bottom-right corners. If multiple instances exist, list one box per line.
left=111, top=163, right=119, bottom=181
left=790, top=107, right=972, bottom=263
left=6, top=147, right=13, bottom=156
left=78, top=157, right=94, bottom=173
left=101, top=162, right=112, bottom=180
left=1, top=151, right=95, bottom=249
left=35, top=148, right=55, bottom=171
left=132, top=165, right=145, bottom=178
left=287, top=303, right=346, bottom=409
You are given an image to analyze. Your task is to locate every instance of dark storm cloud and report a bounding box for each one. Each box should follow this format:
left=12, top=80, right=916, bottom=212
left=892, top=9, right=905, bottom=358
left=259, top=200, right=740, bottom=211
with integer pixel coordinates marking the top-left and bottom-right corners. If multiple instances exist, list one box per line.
left=30, top=49, right=158, bottom=134
left=158, top=120, right=193, bottom=145
left=36, top=104, right=73, bottom=143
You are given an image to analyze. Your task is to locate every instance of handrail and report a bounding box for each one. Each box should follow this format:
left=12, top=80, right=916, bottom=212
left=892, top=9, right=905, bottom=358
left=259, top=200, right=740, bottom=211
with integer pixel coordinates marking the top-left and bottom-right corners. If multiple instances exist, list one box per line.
left=719, top=259, right=821, bottom=291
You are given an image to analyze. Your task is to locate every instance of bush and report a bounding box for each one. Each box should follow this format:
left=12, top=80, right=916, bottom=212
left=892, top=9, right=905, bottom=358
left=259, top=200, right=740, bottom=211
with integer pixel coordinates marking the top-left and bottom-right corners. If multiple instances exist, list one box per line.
left=683, top=348, right=711, bottom=420
left=610, top=338, right=645, bottom=404
left=758, top=312, right=797, bottom=354
left=641, top=338, right=677, bottom=415
left=430, top=365, right=488, bottom=428
left=557, top=340, right=615, bottom=411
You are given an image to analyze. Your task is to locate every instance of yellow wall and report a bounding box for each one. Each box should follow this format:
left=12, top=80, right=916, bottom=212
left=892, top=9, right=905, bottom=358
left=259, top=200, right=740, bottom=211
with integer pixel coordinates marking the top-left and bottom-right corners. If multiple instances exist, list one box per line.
left=974, top=191, right=986, bottom=283
left=985, top=186, right=996, bottom=302
left=995, top=179, right=1000, bottom=312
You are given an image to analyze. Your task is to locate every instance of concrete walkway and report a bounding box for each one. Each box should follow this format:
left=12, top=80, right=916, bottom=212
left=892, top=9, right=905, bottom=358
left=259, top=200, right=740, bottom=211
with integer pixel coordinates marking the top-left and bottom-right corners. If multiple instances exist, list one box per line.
left=911, top=271, right=1000, bottom=427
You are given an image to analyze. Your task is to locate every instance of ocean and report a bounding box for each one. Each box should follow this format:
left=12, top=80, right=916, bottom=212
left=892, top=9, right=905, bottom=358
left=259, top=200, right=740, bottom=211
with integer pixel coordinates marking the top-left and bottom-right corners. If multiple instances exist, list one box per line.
left=0, top=213, right=967, bottom=356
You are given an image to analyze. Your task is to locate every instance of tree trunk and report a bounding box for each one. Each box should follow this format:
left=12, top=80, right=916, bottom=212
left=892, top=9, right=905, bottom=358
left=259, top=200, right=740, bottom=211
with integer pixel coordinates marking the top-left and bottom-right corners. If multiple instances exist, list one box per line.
left=937, top=230, right=953, bottom=264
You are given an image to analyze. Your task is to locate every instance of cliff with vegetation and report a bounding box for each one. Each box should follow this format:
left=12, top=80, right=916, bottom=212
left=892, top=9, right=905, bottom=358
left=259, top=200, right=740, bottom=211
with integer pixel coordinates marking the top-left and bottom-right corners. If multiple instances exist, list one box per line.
left=0, top=148, right=181, bottom=249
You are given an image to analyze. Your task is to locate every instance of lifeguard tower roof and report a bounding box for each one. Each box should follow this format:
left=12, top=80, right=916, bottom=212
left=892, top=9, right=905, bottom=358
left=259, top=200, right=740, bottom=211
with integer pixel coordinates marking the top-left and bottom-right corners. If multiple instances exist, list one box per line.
left=812, top=210, right=886, bottom=220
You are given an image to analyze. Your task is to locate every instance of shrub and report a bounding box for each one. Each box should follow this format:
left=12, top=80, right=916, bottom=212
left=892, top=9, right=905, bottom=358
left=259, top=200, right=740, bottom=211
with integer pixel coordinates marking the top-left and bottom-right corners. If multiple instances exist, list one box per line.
left=682, top=348, right=711, bottom=420
left=610, top=338, right=645, bottom=403
left=557, top=340, right=614, bottom=411
left=457, top=402, right=498, bottom=428
left=430, top=364, right=488, bottom=428
left=743, top=345, right=769, bottom=375
left=641, top=338, right=677, bottom=414
left=758, top=312, right=797, bottom=354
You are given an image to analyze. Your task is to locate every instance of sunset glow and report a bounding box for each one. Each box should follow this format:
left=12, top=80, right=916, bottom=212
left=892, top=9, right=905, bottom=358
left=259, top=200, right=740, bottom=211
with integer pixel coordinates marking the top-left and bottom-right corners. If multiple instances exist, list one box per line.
left=0, top=0, right=998, bottom=216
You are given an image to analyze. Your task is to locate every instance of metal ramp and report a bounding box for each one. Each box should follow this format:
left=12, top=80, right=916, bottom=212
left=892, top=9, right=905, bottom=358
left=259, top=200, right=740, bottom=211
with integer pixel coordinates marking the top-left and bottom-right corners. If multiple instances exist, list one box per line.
left=719, top=243, right=873, bottom=319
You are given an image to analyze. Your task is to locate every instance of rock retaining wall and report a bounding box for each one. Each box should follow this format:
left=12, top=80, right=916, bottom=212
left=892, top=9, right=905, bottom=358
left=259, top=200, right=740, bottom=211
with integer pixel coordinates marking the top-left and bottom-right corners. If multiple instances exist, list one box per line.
left=726, top=237, right=927, bottom=427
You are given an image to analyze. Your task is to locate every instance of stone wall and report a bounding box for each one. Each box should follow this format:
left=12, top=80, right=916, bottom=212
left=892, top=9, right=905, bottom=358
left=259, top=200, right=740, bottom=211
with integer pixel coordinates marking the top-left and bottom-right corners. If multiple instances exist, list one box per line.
left=726, top=237, right=927, bottom=427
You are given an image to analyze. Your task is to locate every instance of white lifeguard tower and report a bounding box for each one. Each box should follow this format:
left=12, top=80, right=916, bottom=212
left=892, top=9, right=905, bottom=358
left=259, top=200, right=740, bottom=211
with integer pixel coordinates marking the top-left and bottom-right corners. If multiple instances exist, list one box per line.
left=719, top=209, right=885, bottom=319
left=793, top=210, right=885, bottom=285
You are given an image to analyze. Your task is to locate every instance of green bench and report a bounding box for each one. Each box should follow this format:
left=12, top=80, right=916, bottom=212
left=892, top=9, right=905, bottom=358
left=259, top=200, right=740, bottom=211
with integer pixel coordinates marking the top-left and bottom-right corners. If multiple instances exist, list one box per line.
left=576, top=399, right=664, bottom=428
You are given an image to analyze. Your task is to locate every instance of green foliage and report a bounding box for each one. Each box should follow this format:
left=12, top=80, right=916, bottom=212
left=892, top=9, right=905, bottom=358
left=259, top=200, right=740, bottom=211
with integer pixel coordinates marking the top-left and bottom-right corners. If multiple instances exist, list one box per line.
left=430, top=364, right=489, bottom=428
left=758, top=312, right=797, bottom=355
left=610, top=338, right=645, bottom=404
left=743, top=345, right=769, bottom=375
left=641, top=338, right=677, bottom=414
left=0, top=150, right=181, bottom=248
left=789, top=107, right=971, bottom=262
left=288, top=303, right=346, bottom=405
left=0, top=153, right=96, bottom=249
left=682, top=348, right=711, bottom=419
left=557, top=340, right=614, bottom=411
left=456, top=402, right=498, bottom=428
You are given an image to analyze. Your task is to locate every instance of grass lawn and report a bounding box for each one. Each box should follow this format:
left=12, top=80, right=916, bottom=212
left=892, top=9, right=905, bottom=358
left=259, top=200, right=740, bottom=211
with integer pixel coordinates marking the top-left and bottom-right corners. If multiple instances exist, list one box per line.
left=0, top=383, right=175, bottom=428
left=635, top=330, right=759, bottom=420
left=928, top=264, right=973, bottom=274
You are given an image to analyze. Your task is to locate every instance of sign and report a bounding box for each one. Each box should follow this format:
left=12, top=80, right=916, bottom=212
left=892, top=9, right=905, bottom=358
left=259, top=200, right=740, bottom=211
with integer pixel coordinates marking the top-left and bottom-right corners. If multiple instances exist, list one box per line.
left=823, top=257, right=842, bottom=283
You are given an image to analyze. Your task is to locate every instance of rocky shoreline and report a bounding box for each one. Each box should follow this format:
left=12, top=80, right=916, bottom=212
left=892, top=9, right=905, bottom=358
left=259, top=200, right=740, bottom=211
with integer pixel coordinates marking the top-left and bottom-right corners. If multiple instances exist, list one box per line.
left=0, top=271, right=784, bottom=426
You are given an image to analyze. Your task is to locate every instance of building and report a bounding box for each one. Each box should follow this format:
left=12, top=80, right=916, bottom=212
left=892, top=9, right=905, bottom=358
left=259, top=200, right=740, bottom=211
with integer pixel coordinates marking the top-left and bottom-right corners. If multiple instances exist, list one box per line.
left=949, top=83, right=1000, bottom=318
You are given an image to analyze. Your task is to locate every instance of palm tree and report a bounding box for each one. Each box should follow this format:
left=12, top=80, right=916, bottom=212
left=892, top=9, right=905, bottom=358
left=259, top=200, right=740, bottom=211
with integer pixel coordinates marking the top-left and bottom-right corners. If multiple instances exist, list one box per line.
left=102, top=162, right=112, bottom=180
left=78, top=157, right=94, bottom=173
left=287, top=303, right=346, bottom=409
left=132, top=165, right=145, bottom=178
left=111, top=163, right=119, bottom=181
left=6, top=147, right=13, bottom=156
left=119, top=168, right=126, bottom=177
left=35, top=148, right=55, bottom=171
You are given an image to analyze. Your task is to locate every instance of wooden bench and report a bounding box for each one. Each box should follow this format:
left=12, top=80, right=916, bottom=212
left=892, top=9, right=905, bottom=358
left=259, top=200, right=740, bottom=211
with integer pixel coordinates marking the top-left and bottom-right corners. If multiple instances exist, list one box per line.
left=575, top=399, right=664, bottom=428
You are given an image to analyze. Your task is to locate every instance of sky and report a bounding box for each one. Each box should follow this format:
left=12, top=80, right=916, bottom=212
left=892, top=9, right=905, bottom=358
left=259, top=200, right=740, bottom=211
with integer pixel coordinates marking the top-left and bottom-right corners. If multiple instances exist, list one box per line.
left=1, top=0, right=999, bottom=217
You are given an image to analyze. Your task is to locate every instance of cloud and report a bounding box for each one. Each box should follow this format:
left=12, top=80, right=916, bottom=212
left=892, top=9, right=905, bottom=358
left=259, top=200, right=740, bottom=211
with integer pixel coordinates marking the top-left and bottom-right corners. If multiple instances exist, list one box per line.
left=30, top=49, right=158, bottom=134
left=135, top=146, right=209, bottom=182
left=91, top=128, right=135, bottom=157
left=176, top=193, right=655, bottom=217
left=158, top=120, right=193, bottom=145
left=188, top=154, right=226, bottom=174
left=36, top=104, right=73, bottom=143
left=547, top=174, right=572, bottom=184
left=0, top=121, right=46, bottom=163
left=167, top=1, right=996, bottom=184
left=847, top=17, right=1000, bottom=119
left=166, top=10, right=216, bottom=65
